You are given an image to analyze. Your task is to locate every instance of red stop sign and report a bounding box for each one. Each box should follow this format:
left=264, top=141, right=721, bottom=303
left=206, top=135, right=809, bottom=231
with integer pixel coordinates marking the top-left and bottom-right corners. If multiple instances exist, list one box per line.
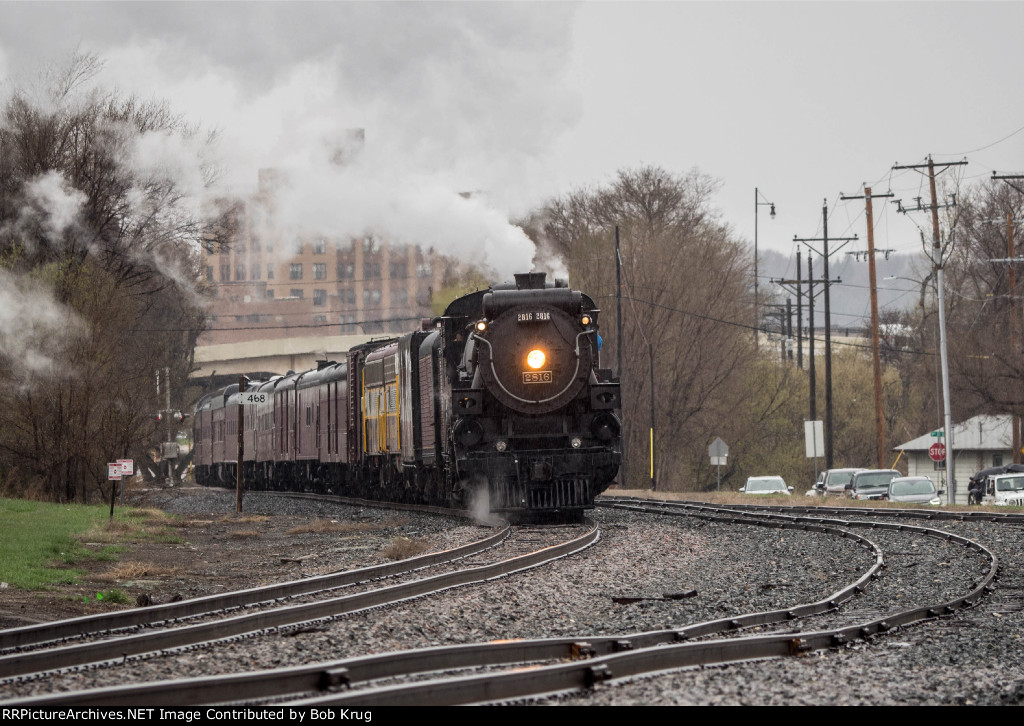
left=929, top=442, right=946, bottom=462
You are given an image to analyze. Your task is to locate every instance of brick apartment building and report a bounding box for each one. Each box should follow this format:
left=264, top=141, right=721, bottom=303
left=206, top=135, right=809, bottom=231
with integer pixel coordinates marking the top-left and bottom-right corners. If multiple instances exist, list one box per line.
left=199, top=168, right=447, bottom=347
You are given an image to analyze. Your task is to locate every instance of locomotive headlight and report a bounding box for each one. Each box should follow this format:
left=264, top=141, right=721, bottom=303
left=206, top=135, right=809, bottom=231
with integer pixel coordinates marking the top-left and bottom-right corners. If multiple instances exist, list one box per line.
left=526, top=349, right=546, bottom=369
left=495, top=440, right=508, bottom=452
left=475, top=320, right=487, bottom=332
left=580, top=315, right=591, bottom=326
left=571, top=437, right=582, bottom=449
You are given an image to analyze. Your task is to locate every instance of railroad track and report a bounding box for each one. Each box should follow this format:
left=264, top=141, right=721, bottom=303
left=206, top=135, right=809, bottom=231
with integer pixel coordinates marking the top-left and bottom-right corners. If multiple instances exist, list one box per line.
left=0, top=504, right=596, bottom=687
left=2, top=497, right=1009, bottom=706
left=5, top=498, right=997, bottom=706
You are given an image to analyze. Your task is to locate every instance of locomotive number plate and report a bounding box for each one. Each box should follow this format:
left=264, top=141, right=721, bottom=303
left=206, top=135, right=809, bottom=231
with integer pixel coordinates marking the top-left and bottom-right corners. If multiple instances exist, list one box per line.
left=517, top=311, right=552, bottom=322
left=522, top=371, right=553, bottom=384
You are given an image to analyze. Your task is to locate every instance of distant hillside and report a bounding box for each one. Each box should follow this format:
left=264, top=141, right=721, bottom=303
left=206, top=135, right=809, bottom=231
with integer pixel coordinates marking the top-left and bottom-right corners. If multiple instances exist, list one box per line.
left=758, top=250, right=930, bottom=333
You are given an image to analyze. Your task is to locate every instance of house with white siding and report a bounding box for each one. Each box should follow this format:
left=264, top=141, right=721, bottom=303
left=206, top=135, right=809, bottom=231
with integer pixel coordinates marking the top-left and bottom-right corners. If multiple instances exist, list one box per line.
left=894, top=414, right=1017, bottom=505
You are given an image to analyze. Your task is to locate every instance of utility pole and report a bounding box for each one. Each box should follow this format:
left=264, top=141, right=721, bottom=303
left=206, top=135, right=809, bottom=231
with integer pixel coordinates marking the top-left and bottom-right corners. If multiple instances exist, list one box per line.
left=794, top=203, right=856, bottom=469
left=796, top=249, right=803, bottom=369
left=894, top=156, right=967, bottom=503
left=841, top=186, right=894, bottom=469
left=615, top=225, right=627, bottom=475
left=992, top=172, right=1024, bottom=464
left=754, top=189, right=777, bottom=349
left=774, top=256, right=830, bottom=414
left=786, top=298, right=794, bottom=361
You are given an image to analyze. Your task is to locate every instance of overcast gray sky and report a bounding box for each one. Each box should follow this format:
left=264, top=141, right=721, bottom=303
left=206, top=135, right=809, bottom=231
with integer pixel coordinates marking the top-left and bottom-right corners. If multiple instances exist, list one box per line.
left=1, top=1, right=1022, bottom=278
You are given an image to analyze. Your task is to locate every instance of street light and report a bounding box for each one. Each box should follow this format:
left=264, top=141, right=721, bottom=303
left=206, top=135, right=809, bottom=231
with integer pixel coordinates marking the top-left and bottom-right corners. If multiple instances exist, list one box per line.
left=754, top=188, right=776, bottom=349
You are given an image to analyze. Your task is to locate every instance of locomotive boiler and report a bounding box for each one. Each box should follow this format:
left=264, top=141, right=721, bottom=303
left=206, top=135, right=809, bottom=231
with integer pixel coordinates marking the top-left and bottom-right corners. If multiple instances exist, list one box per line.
left=192, top=272, right=622, bottom=521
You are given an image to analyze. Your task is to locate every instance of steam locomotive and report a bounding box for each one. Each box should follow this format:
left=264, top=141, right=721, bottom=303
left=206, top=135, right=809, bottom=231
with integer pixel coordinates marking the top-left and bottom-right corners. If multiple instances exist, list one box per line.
left=192, top=272, right=622, bottom=521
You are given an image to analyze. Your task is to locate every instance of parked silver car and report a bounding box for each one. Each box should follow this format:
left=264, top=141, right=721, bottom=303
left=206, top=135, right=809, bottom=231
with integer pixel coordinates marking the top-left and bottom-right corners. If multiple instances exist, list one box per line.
left=886, top=476, right=943, bottom=505
left=740, top=476, right=793, bottom=495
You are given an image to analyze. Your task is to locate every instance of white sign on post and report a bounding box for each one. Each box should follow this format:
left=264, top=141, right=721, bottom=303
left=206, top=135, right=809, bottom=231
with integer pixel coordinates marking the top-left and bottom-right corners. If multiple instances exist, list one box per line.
left=107, top=463, right=122, bottom=481
left=804, top=420, right=824, bottom=458
left=118, top=459, right=134, bottom=476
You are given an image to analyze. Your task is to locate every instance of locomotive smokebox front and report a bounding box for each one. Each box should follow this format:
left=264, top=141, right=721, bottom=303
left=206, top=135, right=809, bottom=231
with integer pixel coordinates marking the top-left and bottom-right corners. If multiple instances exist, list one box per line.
left=475, top=299, right=593, bottom=416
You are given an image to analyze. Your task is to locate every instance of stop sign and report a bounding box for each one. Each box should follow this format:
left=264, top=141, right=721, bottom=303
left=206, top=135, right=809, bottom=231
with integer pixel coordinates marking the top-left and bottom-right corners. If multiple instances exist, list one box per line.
left=929, top=442, right=946, bottom=462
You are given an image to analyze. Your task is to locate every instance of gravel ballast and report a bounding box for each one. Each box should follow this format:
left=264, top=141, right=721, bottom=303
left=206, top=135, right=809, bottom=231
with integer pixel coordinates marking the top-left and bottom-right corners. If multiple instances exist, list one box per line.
left=2, top=491, right=1021, bottom=706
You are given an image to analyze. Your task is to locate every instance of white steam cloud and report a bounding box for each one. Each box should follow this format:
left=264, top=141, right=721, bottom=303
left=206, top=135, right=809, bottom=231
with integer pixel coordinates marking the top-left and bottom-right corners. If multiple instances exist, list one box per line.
left=0, top=268, right=82, bottom=382
left=20, top=171, right=87, bottom=250
left=0, top=4, right=582, bottom=280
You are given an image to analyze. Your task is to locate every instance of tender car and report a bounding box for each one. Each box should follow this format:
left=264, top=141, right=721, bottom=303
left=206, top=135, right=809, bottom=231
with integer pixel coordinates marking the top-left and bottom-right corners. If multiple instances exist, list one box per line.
left=740, top=476, right=793, bottom=495
left=846, top=469, right=901, bottom=501
left=990, top=473, right=1024, bottom=506
left=886, top=476, right=943, bottom=505
left=818, top=468, right=866, bottom=496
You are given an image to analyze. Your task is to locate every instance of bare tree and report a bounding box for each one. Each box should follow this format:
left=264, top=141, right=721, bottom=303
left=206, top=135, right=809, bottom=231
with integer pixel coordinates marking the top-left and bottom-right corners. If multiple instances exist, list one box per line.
left=0, top=53, right=211, bottom=501
left=533, top=166, right=768, bottom=490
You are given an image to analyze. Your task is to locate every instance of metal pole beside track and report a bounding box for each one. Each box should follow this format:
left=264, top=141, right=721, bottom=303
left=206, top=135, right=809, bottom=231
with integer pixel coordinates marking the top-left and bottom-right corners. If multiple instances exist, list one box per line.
left=237, top=376, right=245, bottom=514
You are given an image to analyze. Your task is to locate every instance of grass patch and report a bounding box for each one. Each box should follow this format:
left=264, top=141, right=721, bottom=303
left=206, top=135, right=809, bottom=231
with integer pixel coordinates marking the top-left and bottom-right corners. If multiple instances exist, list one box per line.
left=218, top=515, right=270, bottom=524
left=1, top=498, right=132, bottom=589
left=381, top=536, right=430, bottom=560
left=77, top=589, right=133, bottom=606
left=95, top=561, right=182, bottom=582
left=0, top=497, right=181, bottom=590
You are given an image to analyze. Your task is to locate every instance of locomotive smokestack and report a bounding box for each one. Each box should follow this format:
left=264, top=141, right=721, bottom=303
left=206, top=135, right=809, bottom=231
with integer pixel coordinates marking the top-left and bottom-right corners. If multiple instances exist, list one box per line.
left=514, top=272, right=547, bottom=290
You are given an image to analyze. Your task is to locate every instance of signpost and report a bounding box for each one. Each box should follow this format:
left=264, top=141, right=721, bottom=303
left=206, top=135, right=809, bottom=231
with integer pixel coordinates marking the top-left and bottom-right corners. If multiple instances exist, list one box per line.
left=708, top=437, right=728, bottom=491
left=805, top=420, right=824, bottom=484
left=107, top=462, right=121, bottom=520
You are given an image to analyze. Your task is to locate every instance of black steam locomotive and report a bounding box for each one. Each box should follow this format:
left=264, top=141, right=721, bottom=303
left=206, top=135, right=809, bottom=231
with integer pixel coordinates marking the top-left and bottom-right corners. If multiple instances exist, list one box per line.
left=192, top=272, right=621, bottom=521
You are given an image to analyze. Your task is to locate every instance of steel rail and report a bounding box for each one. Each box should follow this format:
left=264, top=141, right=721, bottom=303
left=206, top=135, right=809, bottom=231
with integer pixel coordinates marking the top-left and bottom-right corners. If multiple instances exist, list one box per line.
left=0, top=509, right=507, bottom=652
left=3, top=506, right=886, bottom=707
left=0, top=520, right=598, bottom=681
left=6, top=503, right=996, bottom=706
left=599, top=494, right=1024, bottom=524
left=294, top=502, right=997, bottom=706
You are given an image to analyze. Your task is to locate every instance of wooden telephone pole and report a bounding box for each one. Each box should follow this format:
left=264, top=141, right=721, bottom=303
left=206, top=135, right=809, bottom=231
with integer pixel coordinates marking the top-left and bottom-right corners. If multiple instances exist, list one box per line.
left=992, top=172, right=1024, bottom=464
left=841, top=187, right=894, bottom=469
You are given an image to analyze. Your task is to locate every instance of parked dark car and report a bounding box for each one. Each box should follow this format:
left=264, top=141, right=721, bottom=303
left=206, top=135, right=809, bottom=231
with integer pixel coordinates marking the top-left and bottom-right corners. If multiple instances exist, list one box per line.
left=846, top=469, right=901, bottom=500
left=886, top=476, right=943, bottom=505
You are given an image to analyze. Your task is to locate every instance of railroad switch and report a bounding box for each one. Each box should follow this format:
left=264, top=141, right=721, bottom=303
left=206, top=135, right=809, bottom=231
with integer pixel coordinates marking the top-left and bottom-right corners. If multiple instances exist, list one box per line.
left=319, top=667, right=351, bottom=692
left=571, top=641, right=596, bottom=658
left=584, top=664, right=613, bottom=688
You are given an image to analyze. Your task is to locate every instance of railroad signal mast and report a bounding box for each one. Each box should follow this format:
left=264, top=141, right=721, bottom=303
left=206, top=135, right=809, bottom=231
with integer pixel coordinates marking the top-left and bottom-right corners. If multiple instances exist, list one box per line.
left=893, top=155, right=967, bottom=504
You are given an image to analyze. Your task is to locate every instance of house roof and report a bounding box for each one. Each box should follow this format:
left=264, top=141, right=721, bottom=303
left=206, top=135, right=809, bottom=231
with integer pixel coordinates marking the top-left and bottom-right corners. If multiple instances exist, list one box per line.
left=894, top=414, right=1013, bottom=452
